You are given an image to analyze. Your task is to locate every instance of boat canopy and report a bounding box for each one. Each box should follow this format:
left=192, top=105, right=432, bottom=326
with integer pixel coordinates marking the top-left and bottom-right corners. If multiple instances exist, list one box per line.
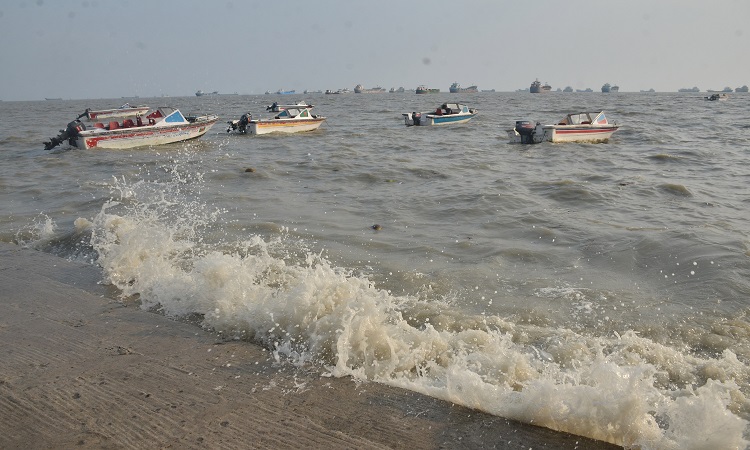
left=557, top=111, right=608, bottom=125
left=276, top=108, right=311, bottom=118
left=440, top=103, right=468, bottom=113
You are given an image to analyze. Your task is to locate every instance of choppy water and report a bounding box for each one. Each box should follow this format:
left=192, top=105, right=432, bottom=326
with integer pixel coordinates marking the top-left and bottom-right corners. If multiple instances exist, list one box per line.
left=2, top=92, right=750, bottom=449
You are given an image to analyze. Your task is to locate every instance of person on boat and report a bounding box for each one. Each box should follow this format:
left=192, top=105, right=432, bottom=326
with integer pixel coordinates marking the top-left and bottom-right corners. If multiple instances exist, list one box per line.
left=434, top=108, right=442, bottom=116
left=136, top=114, right=143, bottom=127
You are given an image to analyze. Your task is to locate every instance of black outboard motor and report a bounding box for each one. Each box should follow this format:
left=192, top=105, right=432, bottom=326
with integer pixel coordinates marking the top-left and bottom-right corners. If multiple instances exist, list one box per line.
left=226, top=113, right=252, bottom=133
left=412, top=112, right=421, bottom=126
left=514, top=120, right=536, bottom=144
left=237, top=113, right=251, bottom=133
left=44, top=119, right=86, bottom=150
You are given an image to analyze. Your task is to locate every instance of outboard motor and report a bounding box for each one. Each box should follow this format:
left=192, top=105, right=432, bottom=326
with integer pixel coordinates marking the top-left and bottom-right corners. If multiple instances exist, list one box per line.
left=226, top=113, right=252, bottom=133
left=514, top=120, right=537, bottom=144
left=412, top=112, right=421, bottom=126
left=237, top=113, right=251, bottom=133
left=44, top=119, right=86, bottom=150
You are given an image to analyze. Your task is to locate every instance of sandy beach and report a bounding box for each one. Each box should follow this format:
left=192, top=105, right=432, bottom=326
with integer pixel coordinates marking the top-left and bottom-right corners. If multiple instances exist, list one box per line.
left=0, top=242, right=620, bottom=449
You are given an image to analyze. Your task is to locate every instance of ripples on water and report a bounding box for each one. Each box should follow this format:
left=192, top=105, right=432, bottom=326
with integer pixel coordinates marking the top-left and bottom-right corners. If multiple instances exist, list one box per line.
left=2, top=92, right=750, bottom=448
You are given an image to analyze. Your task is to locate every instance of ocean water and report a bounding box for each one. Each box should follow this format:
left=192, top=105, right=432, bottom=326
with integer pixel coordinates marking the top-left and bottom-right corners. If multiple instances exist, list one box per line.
left=2, top=92, right=750, bottom=449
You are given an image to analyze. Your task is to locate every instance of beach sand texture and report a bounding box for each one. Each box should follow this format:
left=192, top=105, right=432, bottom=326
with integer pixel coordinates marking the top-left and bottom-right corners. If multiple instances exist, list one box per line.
left=0, top=242, right=619, bottom=449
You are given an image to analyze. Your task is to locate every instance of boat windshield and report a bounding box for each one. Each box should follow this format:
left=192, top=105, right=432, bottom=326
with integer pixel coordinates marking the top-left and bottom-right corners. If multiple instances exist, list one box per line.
left=561, top=113, right=593, bottom=125
left=278, top=108, right=301, bottom=118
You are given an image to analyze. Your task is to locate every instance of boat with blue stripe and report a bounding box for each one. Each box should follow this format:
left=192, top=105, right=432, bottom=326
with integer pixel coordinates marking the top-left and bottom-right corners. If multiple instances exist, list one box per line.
left=403, top=103, right=478, bottom=127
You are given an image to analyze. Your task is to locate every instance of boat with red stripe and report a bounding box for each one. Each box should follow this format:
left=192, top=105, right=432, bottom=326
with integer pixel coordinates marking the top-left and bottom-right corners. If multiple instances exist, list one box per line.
left=507, top=111, right=620, bottom=144
left=44, top=107, right=219, bottom=150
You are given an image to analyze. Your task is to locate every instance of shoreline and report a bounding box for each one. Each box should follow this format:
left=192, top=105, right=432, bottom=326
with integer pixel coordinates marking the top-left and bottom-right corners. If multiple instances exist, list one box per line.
left=0, top=242, right=620, bottom=449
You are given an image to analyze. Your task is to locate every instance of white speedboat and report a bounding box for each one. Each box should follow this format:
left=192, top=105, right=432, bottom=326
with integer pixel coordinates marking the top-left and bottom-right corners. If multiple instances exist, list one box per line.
left=44, top=107, right=219, bottom=150
left=227, top=105, right=325, bottom=135
left=507, top=111, right=619, bottom=144
left=84, top=103, right=150, bottom=121
left=705, top=93, right=728, bottom=101
left=403, top=103, right=478, bottom=126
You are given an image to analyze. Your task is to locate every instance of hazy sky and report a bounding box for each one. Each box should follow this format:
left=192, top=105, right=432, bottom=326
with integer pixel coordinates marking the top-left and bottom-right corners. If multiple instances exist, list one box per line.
left=1, top=0, right=748, bottom=100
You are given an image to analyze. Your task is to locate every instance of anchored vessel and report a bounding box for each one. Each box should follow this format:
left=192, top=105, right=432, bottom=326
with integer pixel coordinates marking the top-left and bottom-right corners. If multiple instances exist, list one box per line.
left=403, top=103, right=478, bottom=126
left=227, top=103, right=325, bottom=135
left=44, top=107, right=218, bottom=150
left=507, top=111, right=619, bottom=144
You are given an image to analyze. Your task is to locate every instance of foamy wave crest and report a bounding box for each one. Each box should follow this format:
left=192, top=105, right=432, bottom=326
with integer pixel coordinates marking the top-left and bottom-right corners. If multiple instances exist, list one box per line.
left=88, top=175, right=749, bottom=450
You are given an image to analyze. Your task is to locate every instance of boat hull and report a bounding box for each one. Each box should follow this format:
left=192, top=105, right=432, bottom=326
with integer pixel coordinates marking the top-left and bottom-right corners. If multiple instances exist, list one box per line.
left=249, top=118, right=325, bottom=135
left=507, top=125, right=618, bottom=143
left=404, top=112, right=477, bottom=126
left=76, top=117, right=218, bottom=149
left=545, top=126, right=618, bottom=143
left=425, top=114, right=476, bottom=126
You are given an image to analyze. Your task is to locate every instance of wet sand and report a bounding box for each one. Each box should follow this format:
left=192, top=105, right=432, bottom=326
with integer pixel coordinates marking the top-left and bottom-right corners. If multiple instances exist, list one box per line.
left=0, top=242, right=620, bottom=449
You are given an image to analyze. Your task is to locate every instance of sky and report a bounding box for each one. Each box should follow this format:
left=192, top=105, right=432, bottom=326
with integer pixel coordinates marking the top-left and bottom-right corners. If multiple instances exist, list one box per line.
left=1, top=0, right=749, bottom=100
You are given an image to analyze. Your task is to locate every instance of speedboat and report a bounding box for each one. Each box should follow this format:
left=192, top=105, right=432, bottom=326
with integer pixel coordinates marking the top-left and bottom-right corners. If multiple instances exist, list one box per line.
left=705, top=93, right=728, bottom=101
left=44, top=107, right=219, bottom=150
left=403, top=103, right=478, bottom=126
left=507, top=111, right=619, bottom=144
left=84, top=103, right=150, bottom=121
left=227, top=104, right=325, bottom=135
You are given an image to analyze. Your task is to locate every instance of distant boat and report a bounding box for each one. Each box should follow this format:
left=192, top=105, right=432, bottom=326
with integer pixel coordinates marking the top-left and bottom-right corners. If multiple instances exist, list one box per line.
left=601, top=83, right=611, bottom=92
left=640, top=88, right=656, bottom=93
left=389, top=87, right=405, bottom=93
left=325, top=88, right=350, bottom=94
left=416, top=85, right=440, bottom=94
left=576, top=88, right=593, bottom=93
left=354, top=84, right=386, bottom=93
left=303, top=89, right=323, bottom=94
left=195, top=90, right=218, bottom=96
left=481, top=89, right=496, bottom=93
left=45, top=98, right=62, bottom=101
left=705, top=93, right=729, bottom=101
left=678, top=87, right=700, bottom=92
left=530, top=79, right=551, bottom=93
left=276, top=89, right=296, bottom=95
left=84, top=103, right=150, bottom=121
left=449, top=82, right=478, bottom=93
left=735, top=85, right=748, bottom=92
left=563, top=86, right=573, bottom=92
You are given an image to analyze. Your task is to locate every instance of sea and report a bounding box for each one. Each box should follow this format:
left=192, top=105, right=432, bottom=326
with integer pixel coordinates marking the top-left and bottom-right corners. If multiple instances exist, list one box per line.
left=2, top=91, right=749, bottom=449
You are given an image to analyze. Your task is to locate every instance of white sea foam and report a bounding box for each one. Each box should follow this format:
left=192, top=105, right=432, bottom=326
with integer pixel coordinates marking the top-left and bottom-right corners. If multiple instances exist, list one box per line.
left=87, top=175, right=750, bottom=450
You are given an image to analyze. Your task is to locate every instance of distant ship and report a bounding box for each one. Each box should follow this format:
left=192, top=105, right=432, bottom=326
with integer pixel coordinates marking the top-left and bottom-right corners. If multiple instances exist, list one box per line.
left=354, top=84, right=386, bottom=93
left=45, top=97, right=62, bottom=101
left=481, top=89, right=496, bottom=92
left=678, top=87, right=700, bottom=92
left=195, top=90, right=218, bottom=96
left=276, top=89, right=296, bottom=95
left=449, top=82, right=478, bottom=93
left=530, top=79, right=551, bottom=93
left=416, top=85, right=440, bottom=94
left=640, top=88, right=656, bottom=93
left=389, top=87, right=405, bottom=93
left=736, top=85, right=749, bottom=92
left=303, top=89, right=323, bottom=94
left=563, top=86, right=573, bottom=92
left=611, top=85, right=619, bottom=92
left=576, top=88, right=594, bottom=93
left=601, top=83, right=611, bottom=92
